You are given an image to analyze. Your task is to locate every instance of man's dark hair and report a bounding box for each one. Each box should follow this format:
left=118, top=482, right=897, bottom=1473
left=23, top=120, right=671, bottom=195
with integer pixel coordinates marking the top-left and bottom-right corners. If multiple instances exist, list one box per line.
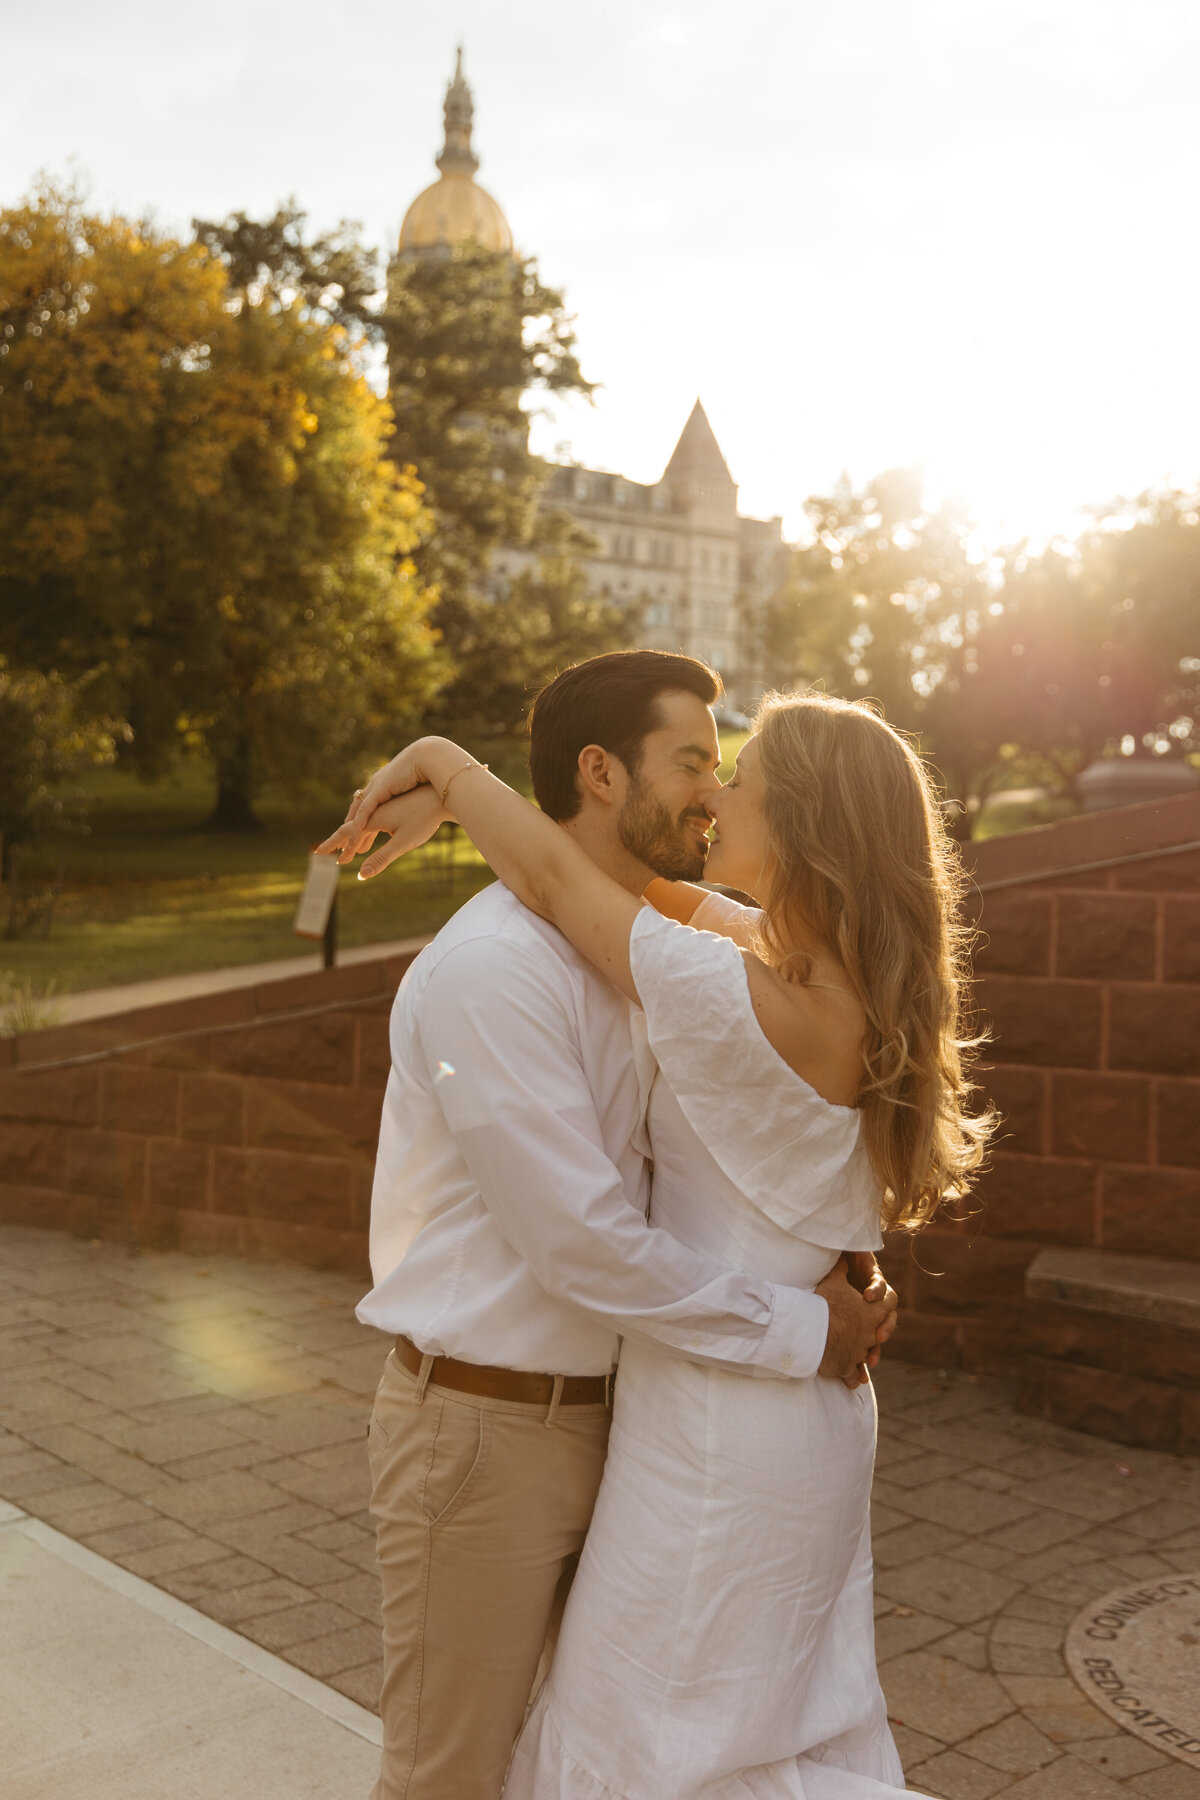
left=528, top=650, right=722, bottom=821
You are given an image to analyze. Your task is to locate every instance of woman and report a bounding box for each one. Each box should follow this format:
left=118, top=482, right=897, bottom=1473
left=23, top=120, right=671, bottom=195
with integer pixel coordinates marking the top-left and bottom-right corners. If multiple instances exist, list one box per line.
left=331, top=692, right=992, bottom=1799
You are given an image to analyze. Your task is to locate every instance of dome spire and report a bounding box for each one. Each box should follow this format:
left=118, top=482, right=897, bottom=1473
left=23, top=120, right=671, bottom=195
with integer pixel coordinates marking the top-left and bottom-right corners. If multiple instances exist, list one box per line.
left=436, top=45, right=480, bottom=177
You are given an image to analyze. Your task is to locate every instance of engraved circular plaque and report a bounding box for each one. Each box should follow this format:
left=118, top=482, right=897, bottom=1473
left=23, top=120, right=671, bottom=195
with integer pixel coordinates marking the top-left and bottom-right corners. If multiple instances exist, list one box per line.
left=1065, top=1573, right=1200, bottom=1767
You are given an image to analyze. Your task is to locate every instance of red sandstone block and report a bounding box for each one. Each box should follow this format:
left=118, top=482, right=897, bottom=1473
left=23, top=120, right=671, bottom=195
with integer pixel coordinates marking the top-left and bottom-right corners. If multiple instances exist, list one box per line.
left=1163, top=898, right=1200, bottom=982
left=242, top=1215, right=370, bottom=1278
left=212, top=1144, right=353, bottom=1226
left=981, top=1065, right=1046, bottom=1155
left=253, top=961, right=386, bottom=1017
left=174, top=1208, right=247, bottom=1259
left=355, top=1017, right=393, bottom=1090
left=1055, top=894, right=1157, bottom=981
left=1157, top=1079, right=1200, bottom=1168
left=1022, top=1355, right=1180, bottom=1451
left=65, top=1130, right=148, bottom=1203
left=382, top=953, right=422, bottom=988
left=973, top=1153, right=1097, bottom=1243
left=1027, top=1300, right=1125, bottom=1372
left=1122, top=1316, right=1200, bottom=1392
left=1114, top=846, right=1200, bottom=892
left=959, top=1304, right=1033, bottom=1379
left=349, top=1161, right=375, bottom=1230
left=119, top=989, right=255, bottom=1042
left=1050, top=1071, right=1151, bottom=1162
left=1101, top=1164, right=1200, bottom=1258
left=180, top=1073, right=245, bottom=1146
left=0, top=1120, right=69, bottom=1187
left=206, top=1016, right=357, bottom=1087
left=146, top=1139, right=213, bottom=1213
left=0, top=1066, right=100, bottom=1127
left=0, top=1183, right=98, bottom=1235
left=209, top=1146, right=250, bottom=1215
left=1181, top=1392, right=1200, bottom=1456
left=885, top=1313, right=963, bottom=1369
left=1109, top=984, right=1200, bottom=1077
left=13, top=1023, right=132, bottom=1067
left=141, top=1035, right=218, bottom=1072
left=975, top=977, right=1102, bottom=1069
left=896, top=1229, right=1033, bottom=1316
left=973, top=893, right=1053, bottom=978
left=244, top=1079, right=381, bottom=1158
left=99, top=1065, right=181, bottom=1135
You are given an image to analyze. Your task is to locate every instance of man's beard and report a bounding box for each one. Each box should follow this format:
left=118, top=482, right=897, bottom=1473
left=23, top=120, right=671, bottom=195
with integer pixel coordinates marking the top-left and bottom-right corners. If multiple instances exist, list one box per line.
left=618, top=776, right=709, bottom=880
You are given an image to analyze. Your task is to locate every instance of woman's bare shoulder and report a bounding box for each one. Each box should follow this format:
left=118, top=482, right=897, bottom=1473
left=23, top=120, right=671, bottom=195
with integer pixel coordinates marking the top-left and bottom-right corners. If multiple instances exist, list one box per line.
left=740, top=953, right=865, bottom=1108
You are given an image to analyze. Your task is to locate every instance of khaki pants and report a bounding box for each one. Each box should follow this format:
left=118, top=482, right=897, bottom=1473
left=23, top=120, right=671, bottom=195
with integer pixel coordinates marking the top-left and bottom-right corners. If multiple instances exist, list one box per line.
left=367, top=1349, right=612, bottom=1800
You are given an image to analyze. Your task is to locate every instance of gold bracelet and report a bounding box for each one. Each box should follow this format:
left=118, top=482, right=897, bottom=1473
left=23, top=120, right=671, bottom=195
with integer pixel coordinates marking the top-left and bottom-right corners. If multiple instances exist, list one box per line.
left=439, top=761, right=488, bottom=807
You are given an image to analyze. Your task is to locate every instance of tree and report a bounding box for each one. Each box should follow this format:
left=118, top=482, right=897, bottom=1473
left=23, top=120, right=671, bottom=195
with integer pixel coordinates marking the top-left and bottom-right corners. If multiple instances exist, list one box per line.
left=0, top=662, right=120, bottom=876
left=383, top=243, right=594, bottom=595
left=424, top=520, right=633, bottom=759
left=0, top=183, right=442, bottom=827
left=764, top=470, right=1200, bottom=832
left=189, top=217, right=603, bottom=746
left=763, top=470, right=1008, bottom=824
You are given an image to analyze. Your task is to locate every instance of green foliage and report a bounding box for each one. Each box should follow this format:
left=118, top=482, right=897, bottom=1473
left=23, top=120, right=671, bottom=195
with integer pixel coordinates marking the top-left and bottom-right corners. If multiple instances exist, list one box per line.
left=0, top=182, right=443, bottom=829
left=763, top=470, right=1200, bottom=832
left=425, top=519, right=633, bottom=748
left=0, top=660, right=120, bottom=857
left=383, top=241, right=594, bottom=607
left=1, top=763, right=495, bottom=996
left=0, top=973, right=63, bottom=1036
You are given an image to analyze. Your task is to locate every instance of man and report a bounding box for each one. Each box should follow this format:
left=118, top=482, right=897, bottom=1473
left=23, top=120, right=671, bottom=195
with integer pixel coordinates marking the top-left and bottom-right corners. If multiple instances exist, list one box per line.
left=321, top=651, right=897, bottom=1800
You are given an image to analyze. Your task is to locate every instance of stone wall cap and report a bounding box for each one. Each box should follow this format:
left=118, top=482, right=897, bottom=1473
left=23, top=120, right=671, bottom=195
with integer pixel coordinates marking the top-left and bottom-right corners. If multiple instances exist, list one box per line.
left=966, top=789, right=1200, bottom=891
left=1026, top=1244, right=1200, bottom=1330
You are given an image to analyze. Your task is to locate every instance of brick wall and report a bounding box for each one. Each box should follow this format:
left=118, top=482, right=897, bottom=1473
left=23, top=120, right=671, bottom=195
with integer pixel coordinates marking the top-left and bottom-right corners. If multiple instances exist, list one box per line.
left=3, top=792, right=1198, bottom=1381
left=0, top=953, right=421, bottom=1278
left=880, top=789, right=1200, bottom=1389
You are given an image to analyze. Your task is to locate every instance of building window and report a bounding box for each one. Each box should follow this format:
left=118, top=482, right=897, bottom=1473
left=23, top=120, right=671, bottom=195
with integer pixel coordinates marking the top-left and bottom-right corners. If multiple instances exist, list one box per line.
left=645, top=603, right=672, bottom=628
left=574, top=474, right=589, bottom=502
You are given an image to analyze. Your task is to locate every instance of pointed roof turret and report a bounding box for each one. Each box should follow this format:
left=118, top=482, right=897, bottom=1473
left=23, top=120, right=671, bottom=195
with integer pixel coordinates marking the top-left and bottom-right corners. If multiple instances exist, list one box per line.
left=663, top=399, right=735, bottom=486
left=436, top=45, right=480, bottom=176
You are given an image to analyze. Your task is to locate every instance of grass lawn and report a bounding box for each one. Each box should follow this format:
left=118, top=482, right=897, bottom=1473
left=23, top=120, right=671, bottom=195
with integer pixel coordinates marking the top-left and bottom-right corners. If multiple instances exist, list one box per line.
left=1, top=763, right=497, bottom=1000
left=0, top=736, right=1072, bottom=1008
left=2, top=734, right=752, bottom=1003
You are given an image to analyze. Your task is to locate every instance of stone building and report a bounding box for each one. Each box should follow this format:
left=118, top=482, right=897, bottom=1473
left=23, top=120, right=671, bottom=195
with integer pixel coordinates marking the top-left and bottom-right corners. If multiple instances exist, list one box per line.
left=393, top=51, right=786, bottom=706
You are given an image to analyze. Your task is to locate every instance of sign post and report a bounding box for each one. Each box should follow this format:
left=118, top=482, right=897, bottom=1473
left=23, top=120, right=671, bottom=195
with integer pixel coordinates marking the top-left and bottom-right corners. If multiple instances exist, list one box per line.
left=294, top=853, right=341, bottom=968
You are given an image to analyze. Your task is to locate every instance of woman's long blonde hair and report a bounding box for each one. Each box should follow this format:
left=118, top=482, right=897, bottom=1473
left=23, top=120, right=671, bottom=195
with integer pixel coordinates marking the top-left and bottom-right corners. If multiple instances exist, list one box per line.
left=751, top=691, right=993, bottom=1231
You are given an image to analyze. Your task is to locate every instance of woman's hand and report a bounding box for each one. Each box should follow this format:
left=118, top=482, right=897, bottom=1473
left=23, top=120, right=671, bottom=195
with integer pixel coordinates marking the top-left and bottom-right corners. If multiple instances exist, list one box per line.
left=316, top=738, right=469, bottom=868
left=354, top=788, right=449, bottom=879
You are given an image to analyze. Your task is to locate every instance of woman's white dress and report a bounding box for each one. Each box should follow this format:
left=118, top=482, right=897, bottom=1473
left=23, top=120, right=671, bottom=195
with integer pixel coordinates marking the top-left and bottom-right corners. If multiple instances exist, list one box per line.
left=504, top=900, right=930, bottom=1800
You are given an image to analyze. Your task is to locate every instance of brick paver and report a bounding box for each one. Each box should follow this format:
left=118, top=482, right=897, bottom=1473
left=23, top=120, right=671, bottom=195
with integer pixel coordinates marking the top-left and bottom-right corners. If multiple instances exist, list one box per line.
left=3, top=1222, right=1199, bottom=1795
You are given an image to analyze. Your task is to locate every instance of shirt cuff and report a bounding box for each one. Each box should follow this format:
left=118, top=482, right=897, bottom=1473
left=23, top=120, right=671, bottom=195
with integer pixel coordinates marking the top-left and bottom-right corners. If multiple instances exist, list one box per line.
left=760, top=1285, right=829, bottom=1380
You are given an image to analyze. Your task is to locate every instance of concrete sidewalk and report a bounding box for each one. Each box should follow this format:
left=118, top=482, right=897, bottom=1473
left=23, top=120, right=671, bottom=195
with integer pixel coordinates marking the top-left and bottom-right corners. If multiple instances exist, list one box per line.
left=3, top=1223, right=1200, bottom=1798
left=0, top=1501, right=379, bottom=1797
left=53, top=935, right=430, bottom=1025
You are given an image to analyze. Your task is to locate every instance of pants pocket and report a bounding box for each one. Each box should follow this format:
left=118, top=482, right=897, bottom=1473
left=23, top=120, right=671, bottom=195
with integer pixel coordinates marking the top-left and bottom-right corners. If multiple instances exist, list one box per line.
left=423, top=1401, right=490, bottom=1529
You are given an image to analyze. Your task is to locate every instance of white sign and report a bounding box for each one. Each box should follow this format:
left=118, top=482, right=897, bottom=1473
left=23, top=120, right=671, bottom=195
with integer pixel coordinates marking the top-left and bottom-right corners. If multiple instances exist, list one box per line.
left=294, top=853, right=340, bottom=939
left=1065, top=1571, right=1200, bottom=1766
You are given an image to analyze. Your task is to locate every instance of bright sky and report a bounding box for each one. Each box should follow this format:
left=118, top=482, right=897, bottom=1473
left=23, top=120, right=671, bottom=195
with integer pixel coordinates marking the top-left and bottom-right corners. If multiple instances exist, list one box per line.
left=7, top=0, right=1200, bottom=545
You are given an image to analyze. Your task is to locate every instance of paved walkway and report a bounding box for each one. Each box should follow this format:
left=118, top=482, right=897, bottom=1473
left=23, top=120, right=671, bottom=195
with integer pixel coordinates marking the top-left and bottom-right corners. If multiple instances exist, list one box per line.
left=53, top=935, right=430, bottom=1024
left=3, top=1223, right=1200, bottom=1798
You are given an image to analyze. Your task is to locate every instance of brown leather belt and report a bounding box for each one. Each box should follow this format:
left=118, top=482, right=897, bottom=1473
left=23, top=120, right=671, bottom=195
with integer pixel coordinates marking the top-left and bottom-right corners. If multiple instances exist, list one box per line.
left=395, top=1335, right=612, bottom=1407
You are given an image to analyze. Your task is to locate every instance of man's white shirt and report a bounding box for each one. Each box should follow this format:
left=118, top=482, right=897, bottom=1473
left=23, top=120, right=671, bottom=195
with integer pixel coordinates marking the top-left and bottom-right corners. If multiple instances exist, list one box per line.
left=357, top=882, right=829, bottom=1379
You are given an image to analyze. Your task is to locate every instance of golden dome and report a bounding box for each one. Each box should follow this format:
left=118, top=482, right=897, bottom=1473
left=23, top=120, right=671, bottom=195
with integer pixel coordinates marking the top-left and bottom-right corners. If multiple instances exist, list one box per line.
left=397, top=48, right=513, bottom=257
left=400, top=173, right=512, bottom=255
